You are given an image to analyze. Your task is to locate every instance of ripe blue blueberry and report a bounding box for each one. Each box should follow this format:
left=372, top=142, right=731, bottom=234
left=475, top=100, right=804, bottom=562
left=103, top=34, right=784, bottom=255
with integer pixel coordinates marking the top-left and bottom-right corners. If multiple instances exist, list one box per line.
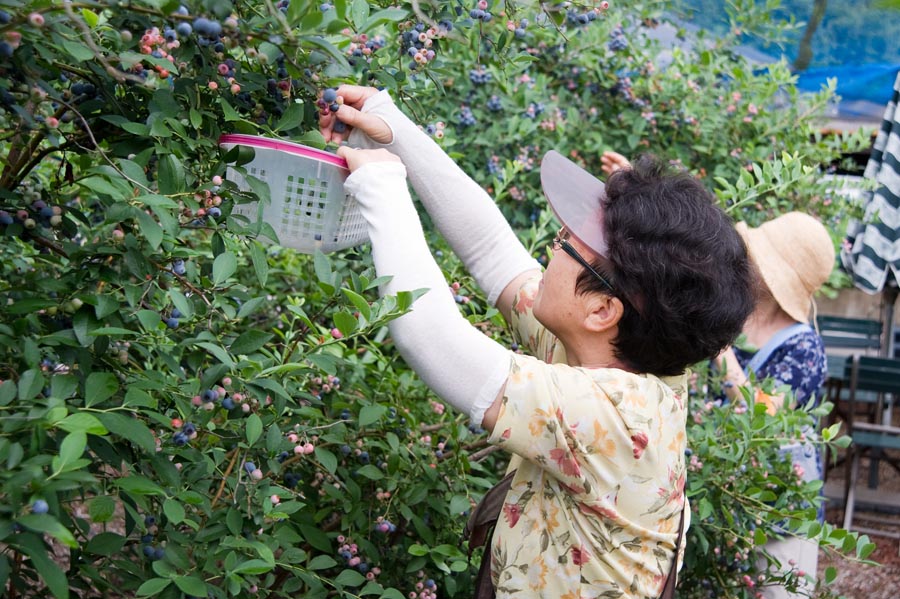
left=340, top=444, right=351, bottom=456
left=153, top=547, right=165, bottom=560
left=183, top=422, right=196, bottom=435
left=172, top=432, right=189, bottom=446
left=31, top=499, right=49, bottom=514
left=202, top=389, right=217, bottom=402
left=172, top=259, right=186, bottom=276
left=333, top=122, right=347, bottom=134
left=358, top=451, right=370, bottom=464
left=141, top=534, right=154, bottom=543
left=0, top=42, right=13, bottom=59
left=165, top=317, right=179, bottom=329
left=208, top=206, right=221, bottom=218
left=144, top=515, right=156, bottom=526
left=176, top=22, right=192, bottom=37
left=142, top=545, right=156, bottom=558
left=340, top=408, right=351, bottom=420
left=0, top=10, right=10, bottom=24
left=222, top=397, right=235, bottom=410
left=244, top=461, right=256, bottom=474
left=322, top=88, right=338, bottom=103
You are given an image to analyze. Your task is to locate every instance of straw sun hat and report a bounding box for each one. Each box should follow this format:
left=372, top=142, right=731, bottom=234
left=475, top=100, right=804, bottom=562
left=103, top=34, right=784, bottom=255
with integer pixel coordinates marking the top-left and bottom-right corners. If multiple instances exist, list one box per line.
left=735, top=212, right=836, bottom=324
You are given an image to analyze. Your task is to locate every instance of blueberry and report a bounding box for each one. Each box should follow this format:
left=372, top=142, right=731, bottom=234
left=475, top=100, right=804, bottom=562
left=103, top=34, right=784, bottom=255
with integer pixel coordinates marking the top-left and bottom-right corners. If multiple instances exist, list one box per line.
left=165, top=317, right=179, bottom=329
left=277, top=451, right=290, bottom=463
left=357, top=562, right=368, bottom=573
left=202, top=389, right=217, bottom=402
left=176, top=22, right=192, bottom=37
left=244, top=461, right=256, bottom=474
left=0, top=10, right=10, bottom=24
left=333, top=122, right=346, bottom=134
left=31, top=499, right=49, bottom=514
left=208, top=206, right=221, bottom=218
left=222, top=397, right=235, bottom=410
left=322, top=88, right=338, bottom=103
left=153, top=547, right=165, bottom=560
left=340, top=409, right=351, bottom=420
left=358, top=451, right=369, bottom=464
left=172, top=432, right=189, bottom=446
left=0, top=42, right=13, bottom=59
left=143, top=544, right=155, bottom=558
left=339, top=444, right=351, bottom=456
left=144, top=515, right=156, bottom=526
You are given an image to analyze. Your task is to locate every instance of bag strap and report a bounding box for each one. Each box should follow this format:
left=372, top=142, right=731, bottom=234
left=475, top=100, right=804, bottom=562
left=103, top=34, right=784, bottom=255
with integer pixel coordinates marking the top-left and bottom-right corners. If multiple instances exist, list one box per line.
left=464, top=469, right=687, bottom=599
left=745, top=323, right=812, bottom=376
left=659, top=505, right=686, bottom=599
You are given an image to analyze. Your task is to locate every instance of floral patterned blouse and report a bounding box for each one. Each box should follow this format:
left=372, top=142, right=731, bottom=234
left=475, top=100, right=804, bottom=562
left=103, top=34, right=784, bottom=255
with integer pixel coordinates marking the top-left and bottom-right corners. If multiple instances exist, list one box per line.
left=732, top=329, right=828, bottom=408
left=486, top=275, right=689, bottom=599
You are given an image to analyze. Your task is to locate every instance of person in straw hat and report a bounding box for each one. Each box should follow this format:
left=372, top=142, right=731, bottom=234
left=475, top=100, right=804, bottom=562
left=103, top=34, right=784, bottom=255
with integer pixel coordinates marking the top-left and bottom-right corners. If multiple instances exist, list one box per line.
left=716, top=211, right=835, bottom=599
left=320, top=86, right=755, bottom=599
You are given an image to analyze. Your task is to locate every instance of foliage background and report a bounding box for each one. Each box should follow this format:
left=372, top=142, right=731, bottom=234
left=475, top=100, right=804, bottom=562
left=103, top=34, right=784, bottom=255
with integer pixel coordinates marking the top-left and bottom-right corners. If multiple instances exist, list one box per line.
left=0, top=0, right=878, bottom=598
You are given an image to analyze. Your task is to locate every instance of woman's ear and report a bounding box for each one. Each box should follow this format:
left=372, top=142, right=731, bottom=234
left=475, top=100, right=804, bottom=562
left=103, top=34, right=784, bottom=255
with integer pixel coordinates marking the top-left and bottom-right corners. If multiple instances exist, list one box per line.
left=584, top=294, right=625, bottom=333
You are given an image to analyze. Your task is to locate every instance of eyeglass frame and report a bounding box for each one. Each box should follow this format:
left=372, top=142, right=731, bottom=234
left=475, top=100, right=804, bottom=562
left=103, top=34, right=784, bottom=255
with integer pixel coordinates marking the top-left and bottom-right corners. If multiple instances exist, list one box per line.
left=552, top=228, right=616, bottom=293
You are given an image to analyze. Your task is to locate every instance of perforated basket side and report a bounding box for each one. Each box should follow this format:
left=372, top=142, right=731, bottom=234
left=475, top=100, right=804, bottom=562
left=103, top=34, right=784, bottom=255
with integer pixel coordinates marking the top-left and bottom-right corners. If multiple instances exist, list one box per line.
left=222, top=141, right=368, bottom=253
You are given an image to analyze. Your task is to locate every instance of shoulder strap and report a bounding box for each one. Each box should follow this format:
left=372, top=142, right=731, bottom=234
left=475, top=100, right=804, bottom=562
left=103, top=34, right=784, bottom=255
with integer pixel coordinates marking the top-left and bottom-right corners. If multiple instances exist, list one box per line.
left=745, top=323, right=812, bottom=376
left=659, top=506, right=686, bottom=599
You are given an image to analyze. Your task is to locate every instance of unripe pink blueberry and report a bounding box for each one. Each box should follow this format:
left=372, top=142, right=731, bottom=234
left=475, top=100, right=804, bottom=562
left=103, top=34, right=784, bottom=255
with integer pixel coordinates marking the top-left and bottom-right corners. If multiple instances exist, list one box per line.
left=241, top=403, right=250, bottom=413
left=303, top=443, right=315, bottom=454
left=212, top=175, right=223, bottom=186
left=46, top=117, right=59, bottom=128
left=251, top=468, right=263, bottom=480
left=230, top=83, right=241, bottom=94
left=288, top=433, right=299, bottom=443
left=601, top=1, right=610, bottom=9
left=294, top=444, right=305, bottom=455
left=208, top=81, right=219, bottom=91
left=28, top=13, right=45, bottom=27
left=192, top=395, right=202, bottom=406
left=270, top=494, right=280, bottom=504
left=330, top=328, right=343, bottom=339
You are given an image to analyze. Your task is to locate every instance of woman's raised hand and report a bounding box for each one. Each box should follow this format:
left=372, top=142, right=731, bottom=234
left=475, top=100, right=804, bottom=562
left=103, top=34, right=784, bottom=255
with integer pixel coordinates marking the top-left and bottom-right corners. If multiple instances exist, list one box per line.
left=318, top=85, right=393, bottom=145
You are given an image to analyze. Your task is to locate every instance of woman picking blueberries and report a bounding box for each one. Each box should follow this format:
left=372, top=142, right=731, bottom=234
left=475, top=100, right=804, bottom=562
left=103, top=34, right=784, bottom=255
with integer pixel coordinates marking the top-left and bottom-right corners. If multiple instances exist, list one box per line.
left=319, top=86, right=755, bottom=598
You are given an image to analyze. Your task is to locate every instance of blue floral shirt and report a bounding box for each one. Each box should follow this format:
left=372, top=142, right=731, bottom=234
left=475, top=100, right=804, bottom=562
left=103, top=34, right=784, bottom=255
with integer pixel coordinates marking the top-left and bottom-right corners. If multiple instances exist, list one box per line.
left=732, top=329, right=829, bottom=408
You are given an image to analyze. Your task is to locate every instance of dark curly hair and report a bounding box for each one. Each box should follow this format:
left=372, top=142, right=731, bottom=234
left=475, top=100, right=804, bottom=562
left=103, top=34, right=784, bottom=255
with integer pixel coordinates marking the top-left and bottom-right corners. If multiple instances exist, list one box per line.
left=574, top=154, right=755, bottom=376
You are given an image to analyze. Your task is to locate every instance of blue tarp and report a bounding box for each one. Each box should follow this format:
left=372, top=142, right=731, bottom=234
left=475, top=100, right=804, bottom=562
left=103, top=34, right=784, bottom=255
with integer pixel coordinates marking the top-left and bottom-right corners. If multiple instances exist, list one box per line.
left=796, top=63, right=900, bottom=119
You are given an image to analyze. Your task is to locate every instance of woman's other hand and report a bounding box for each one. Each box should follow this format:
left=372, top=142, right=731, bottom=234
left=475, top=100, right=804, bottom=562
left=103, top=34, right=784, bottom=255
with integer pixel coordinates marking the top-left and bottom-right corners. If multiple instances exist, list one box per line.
left=600, top=150, right=631, bottom=176
left=319, top=85, right=393, bottom=145
left=337, top=147, right=402, bottom=173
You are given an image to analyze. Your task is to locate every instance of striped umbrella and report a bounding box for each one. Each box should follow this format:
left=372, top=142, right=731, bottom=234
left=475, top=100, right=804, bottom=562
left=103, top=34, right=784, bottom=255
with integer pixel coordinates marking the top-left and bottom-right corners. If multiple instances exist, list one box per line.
left=841, top=70, right=900, bottom=356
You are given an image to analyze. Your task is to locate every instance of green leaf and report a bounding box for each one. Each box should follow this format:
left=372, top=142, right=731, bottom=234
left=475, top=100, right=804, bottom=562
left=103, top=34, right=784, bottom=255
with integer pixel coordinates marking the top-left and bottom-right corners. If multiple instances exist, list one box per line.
left=81, top=8, right=99, bottom=27
left=169, top=290, right=194, bottom=319
left=333, top=310, right=357, bottom=336
left=158, top=154, right=185, bottom=195
left=249, top=242, right=269, bottom=287
left=88, top=496, right=116, bottom=523
left=825, top=566, right=837, bottom=584
left=359, top=404, right=387, bottom=427
left=136, top=211, right=163, bottom=250
left=18, top=515, right=77, bottom=548
left=232, top=559, right=275, bottom=575
left=275, top=103, right=304, bottom=132
left=230, top=330, right=273, bottom=354
left=246, top=414, right=263, bottom=446
left=15, top=534, right=69, bottom=598
left=94, top=295, right=120, bottom=319
left=334, top=568, right=366, bottom=587
left=62, top=40, right=94, bottom=62
left=84, top=532, right=126, bottom=556
left=85, top=372, right=119, bottom=407
left=136, top=578, right=171, bottom=596
left=57, top=413, right=108, bottom=436
left=137, top=309, right=162, bottom=332
left=355, top=465, right=384, bottom=480
left=50, top=374, right=77, bottom=401
left=314, top=250, right=333, bottom=286
left=52, top=431, right=87, bottom=475
left=341, top=288, right=371, bottom=321
left=314, top=447, right=337, bottom=474
left=753, top=527, right=767, bottom=546
left=115, top=475, right=166, bottom=496
left=308, top=555, right=338, bottom=570
left=97, top=412, right=156, bottom=453
left=18, top=368, right=44, bottom=401
left=213, top=251, right=237, bottom=285
left=164, top=498, right=186, bottom=524
left=194, top=342, right=236, bottom=368
left=350, top=0, right=370, bottom=26
left=173, top=575, right=207, bottom=596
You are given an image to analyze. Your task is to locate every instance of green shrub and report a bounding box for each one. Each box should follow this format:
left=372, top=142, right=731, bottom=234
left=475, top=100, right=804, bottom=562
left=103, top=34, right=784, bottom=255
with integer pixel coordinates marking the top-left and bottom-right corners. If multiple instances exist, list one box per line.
left=0, top=1, right=877, bottom=598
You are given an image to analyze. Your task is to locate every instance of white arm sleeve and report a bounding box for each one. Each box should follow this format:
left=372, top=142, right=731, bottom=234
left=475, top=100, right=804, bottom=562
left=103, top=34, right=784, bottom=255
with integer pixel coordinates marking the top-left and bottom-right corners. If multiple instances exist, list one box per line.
left=347, top=91, right=540, bottom=306
left=343, top=161, right=511, bottom=426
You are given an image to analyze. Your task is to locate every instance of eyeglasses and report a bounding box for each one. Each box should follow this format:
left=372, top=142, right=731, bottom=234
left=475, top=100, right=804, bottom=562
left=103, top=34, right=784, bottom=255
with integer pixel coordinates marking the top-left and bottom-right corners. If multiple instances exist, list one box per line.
left=552, top=228, right=616, bottom=293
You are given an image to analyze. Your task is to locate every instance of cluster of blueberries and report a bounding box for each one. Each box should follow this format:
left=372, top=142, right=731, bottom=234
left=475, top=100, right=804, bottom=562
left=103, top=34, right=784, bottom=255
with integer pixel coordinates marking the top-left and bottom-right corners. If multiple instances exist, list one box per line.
left=172, top=422, right=197, bottom=446
left=608, top=25, right=628, bottom=52
left=468, top=66, right=492, bottom=85
left=0, top=199, right=63, bottom=232
left=141, top=515, right=166, bottom=560
left=457, top=105, right=477, bottom=127
left=566, top=9, right=600, bottom=27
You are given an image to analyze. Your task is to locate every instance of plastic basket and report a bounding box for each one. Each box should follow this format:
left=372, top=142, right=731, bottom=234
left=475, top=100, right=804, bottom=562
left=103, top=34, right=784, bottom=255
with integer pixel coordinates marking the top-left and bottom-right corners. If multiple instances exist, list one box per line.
left=219, top=134, right=368, bottom=254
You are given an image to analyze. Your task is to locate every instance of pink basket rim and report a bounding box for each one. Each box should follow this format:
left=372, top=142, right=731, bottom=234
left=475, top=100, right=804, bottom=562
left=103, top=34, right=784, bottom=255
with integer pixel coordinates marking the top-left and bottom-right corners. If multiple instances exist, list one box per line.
left=218, top=134, right=348, bottom=170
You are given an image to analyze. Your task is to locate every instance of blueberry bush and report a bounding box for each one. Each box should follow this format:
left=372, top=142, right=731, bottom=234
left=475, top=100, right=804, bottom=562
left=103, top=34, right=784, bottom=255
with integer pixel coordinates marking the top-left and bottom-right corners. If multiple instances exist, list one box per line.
left=0, top=1, right=877, bottom=598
